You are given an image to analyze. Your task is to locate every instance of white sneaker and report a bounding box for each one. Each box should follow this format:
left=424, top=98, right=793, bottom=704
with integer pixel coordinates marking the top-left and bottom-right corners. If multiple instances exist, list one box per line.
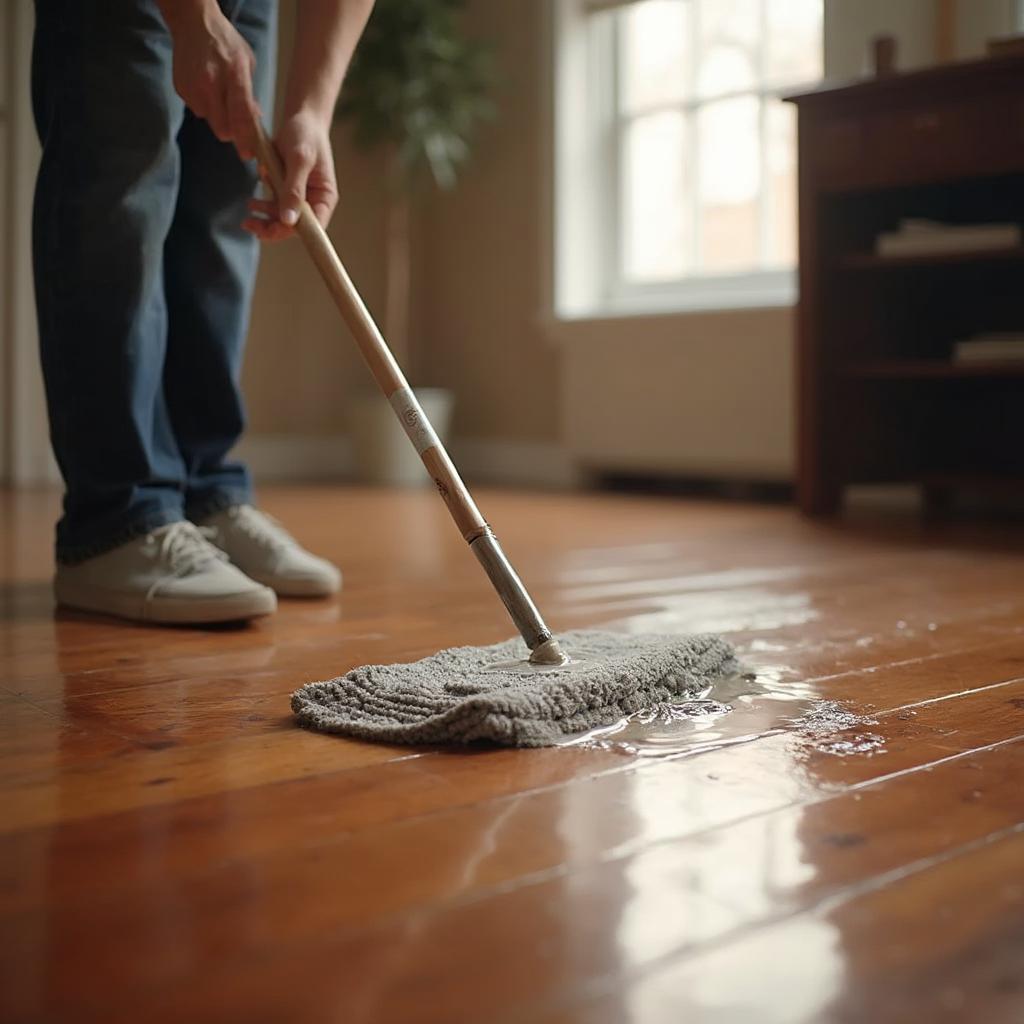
left=54, top=521, right=277, bottom=624
left=198, top=504, right=342, bottom=598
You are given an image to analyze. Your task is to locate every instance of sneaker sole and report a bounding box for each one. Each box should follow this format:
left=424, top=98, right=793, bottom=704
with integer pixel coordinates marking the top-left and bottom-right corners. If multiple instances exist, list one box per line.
left=54, top=579, right=278, bottom=624
left=259, top=575, right=342, bottom=598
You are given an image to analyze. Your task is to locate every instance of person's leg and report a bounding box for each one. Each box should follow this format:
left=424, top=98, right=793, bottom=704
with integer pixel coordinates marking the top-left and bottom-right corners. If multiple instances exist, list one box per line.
left=32, top=0, right=189, bottom=563
left=163, top=0, right=278, bottom=521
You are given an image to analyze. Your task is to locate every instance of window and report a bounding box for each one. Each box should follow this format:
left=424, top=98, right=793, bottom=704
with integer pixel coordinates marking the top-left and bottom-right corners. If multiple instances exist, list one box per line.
left=554, top=0, right=823, bottom=317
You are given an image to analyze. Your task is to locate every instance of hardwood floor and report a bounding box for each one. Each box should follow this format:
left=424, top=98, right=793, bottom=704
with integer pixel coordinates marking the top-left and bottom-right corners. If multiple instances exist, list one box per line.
left=1, top=485, right=1023, bottom=1023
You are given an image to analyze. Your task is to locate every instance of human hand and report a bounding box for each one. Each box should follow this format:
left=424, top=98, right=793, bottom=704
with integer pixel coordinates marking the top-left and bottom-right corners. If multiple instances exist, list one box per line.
left=160, top=0, right=261, bottom=159
left=243, top=111, right=339, bottom=241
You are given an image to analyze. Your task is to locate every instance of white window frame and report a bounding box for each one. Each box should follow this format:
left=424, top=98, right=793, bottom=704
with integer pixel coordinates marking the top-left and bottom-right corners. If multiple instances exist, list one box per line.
left=552, top=0, right=821, bottom=320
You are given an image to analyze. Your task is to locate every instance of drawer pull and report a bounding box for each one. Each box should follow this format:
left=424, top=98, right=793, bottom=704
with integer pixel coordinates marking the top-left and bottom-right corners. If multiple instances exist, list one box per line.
left=913, top=112, right=942, bottom=132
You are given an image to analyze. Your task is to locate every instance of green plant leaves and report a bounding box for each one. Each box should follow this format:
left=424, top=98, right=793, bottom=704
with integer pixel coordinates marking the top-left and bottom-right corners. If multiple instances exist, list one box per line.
left=336, top=0, right=496, bottom=192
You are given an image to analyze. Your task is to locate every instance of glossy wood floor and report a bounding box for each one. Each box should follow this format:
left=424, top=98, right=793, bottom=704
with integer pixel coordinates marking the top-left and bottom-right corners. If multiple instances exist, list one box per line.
left=2, top=485, right=1024, bottom=1023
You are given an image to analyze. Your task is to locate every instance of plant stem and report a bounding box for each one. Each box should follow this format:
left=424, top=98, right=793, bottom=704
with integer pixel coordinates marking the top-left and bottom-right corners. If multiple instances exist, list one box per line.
left=383, top=161, right=412, bottom=377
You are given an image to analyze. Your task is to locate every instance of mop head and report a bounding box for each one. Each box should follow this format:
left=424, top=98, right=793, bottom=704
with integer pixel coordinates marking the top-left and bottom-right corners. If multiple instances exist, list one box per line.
left=291, top=629, right=736, bottom=748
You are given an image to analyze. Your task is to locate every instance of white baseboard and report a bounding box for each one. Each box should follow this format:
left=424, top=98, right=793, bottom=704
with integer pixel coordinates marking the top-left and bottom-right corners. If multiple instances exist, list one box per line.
left=235, top=433, right=581, bottom=489
left=234, top=434, right=354, bottom=482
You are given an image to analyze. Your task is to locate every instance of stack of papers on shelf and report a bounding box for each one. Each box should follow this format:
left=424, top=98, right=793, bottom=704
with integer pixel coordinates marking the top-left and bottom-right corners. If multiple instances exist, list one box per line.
left=953, top=333, right=1024, bottom=363
left=876, top=219, right=1022, bottom=258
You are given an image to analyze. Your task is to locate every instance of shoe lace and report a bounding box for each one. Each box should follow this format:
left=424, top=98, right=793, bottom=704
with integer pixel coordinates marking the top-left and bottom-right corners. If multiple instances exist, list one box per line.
left=226, top=505, right=296, bottom=553
left=153, top=521, right=227, bottom=576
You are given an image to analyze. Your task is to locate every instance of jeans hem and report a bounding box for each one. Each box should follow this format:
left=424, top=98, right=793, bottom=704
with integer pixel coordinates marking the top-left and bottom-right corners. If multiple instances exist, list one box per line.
left=56, top=508, right=185, bottom=566
left=186, top=488, right=253, bottom=523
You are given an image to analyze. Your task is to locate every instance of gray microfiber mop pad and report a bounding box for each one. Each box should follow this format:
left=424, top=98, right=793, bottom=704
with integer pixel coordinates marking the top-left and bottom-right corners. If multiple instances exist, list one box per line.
left=291, top=629, right=736, bottom=748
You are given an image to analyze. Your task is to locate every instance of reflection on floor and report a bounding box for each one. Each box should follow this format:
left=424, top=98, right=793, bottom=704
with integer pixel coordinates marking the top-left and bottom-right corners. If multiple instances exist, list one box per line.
left=2, top=485, right=1023, bottom=1023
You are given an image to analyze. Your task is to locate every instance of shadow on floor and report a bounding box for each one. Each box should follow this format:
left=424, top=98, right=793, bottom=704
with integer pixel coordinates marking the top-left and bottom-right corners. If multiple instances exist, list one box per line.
left=0, top=582, right=261, bottom=629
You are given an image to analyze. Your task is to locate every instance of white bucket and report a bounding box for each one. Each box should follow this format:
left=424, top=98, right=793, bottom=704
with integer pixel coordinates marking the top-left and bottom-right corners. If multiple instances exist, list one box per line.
left=349, top=387, right=455, bottom=487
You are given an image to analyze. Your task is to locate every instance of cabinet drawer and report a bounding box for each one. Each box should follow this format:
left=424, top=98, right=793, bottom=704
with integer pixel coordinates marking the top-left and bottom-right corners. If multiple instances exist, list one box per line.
left=812, top=94, right=1024, bottom=188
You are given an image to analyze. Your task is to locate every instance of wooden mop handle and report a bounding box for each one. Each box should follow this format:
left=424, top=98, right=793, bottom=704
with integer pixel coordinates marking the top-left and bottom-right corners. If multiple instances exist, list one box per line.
left=252, top=122, right=564, bottom=662
left=252, top=122, right=487, bottom=542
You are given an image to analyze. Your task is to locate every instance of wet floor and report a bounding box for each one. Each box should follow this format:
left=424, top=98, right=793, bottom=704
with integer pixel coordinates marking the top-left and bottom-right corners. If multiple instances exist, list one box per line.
left=563, top=667, right=884, bottom=759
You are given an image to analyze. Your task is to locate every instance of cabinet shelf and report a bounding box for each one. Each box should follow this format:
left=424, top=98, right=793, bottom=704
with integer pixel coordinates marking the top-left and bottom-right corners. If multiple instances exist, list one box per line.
left=843, top=360, right=1024, bottom=380
left=840, top=246, right=1024, bottom=270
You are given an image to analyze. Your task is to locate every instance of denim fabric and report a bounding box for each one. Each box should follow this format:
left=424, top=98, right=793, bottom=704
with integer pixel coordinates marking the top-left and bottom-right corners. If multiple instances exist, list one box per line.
left=32, top=0, right=277, bottom=563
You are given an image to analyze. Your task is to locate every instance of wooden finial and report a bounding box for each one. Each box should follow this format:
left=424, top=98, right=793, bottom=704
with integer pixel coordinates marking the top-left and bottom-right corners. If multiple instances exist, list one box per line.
left=871, top=35, right=897, bottom=76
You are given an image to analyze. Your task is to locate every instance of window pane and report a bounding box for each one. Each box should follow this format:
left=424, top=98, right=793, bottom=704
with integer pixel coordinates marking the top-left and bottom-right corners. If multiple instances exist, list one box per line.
left=765, top=0, right=823, bottom=86
left=765, top=98, right=797, bottom=267
left=698, top=96, right=760, bottom=272
left=622, top=111, right=690, bottom=282
left=606, top=0, right=819, bottom=292
left=698, top=0, right=758, bottom=99
left=620, top=0, right=689, bottom=113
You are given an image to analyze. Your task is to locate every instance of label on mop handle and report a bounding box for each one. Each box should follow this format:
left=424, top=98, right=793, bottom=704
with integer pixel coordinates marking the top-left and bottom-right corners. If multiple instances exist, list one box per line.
left=389, top=387, right=441, bottom=455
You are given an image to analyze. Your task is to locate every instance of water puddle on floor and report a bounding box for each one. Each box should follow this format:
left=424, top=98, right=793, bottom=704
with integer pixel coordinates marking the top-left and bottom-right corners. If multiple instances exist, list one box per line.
left=562, top=670, right=884, bottom=759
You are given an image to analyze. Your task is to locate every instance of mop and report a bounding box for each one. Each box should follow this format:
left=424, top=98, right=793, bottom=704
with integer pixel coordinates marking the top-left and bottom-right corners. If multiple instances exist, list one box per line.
left=252, top=125, right=737, bottom=747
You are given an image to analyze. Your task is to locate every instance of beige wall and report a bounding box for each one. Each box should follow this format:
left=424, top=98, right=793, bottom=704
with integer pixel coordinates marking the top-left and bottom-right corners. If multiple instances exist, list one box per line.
left=417, top=0, right=561, bottom=444
left=822, top=0, right=1014, bottom=73
left=2, top=0, right=57, bottom=486
left=0, top=0, right=9, bottom=483
left=825, top=0, right=938, bottom=76
left=955, top=0, right=1017, bottom=58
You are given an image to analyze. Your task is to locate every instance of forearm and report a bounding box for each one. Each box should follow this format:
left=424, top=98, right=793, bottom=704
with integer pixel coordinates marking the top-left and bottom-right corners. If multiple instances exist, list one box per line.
left=284, top=0, right=375, bottom=124
left=156, top=0, right=217, bottom=36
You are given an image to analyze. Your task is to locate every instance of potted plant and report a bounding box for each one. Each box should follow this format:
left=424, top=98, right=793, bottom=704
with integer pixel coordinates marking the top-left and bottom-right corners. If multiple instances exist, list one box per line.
left=336, top=0, right=495, bottom=485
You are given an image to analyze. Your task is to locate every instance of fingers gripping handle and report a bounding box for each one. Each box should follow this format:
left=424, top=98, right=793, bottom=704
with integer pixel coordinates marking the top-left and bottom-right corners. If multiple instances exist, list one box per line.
left=252, top=121, right=292, bottom=220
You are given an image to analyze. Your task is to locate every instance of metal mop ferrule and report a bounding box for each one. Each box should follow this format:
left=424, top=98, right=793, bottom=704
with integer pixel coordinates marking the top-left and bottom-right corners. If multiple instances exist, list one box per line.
left=469, top=528, right=567, bottom=665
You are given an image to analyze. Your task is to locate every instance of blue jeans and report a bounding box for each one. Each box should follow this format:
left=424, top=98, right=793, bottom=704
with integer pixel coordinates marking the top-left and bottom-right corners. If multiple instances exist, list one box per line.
left=32, top=0, right=277, bottom=563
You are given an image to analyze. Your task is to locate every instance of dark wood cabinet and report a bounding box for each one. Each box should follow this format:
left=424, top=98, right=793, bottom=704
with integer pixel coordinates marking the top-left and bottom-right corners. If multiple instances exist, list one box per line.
left=787, top=56, right=1024, bottom=514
